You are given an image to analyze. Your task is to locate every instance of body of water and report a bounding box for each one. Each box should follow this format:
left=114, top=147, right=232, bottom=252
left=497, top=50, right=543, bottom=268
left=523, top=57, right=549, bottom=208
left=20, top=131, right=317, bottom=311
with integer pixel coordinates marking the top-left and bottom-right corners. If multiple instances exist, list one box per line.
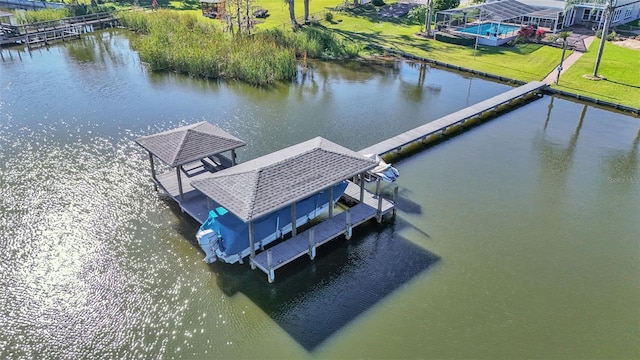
left=1, top=30, right=638, bottom=359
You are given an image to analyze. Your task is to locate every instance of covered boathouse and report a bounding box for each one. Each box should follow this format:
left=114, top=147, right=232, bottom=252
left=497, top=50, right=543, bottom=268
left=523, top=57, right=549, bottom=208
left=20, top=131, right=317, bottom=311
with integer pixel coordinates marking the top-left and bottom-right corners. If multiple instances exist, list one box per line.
left=136, top=123, right=397, bottom=282
left=135, top=121, right=246, bottom=223
left=191, top=137, right=397, bottom=282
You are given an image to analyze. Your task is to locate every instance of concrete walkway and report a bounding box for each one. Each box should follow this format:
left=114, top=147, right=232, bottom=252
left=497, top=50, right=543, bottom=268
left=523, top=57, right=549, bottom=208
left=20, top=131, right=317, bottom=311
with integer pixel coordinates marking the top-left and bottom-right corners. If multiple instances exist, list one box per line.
left=542, top=35, right=595, bottom=85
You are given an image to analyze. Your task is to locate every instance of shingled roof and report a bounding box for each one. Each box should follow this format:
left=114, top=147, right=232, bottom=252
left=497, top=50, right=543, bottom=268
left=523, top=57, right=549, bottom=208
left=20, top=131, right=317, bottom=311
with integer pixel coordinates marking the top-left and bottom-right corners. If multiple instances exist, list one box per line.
left=135, top=122, right=246, bottom=167
left=191, top=137, right=377, bottom=222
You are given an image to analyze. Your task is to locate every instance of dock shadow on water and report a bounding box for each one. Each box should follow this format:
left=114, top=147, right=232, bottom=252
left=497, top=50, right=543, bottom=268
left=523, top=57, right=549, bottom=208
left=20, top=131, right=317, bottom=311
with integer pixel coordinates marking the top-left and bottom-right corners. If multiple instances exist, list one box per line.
left=213, top=221, right=440, bottom=351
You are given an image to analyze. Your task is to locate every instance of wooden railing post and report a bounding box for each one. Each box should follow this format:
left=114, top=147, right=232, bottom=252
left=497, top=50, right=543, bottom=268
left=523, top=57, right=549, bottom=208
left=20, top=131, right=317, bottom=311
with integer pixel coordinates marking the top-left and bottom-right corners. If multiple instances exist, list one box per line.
left=376, top=192, right=383, bottom=223
left=345, top=209, right=352, bottom=240
left=393, top=186, right=399, bottom=217
left=308, top=228, right=316, bottom=260
left=267, top=249, right=275, bottom=283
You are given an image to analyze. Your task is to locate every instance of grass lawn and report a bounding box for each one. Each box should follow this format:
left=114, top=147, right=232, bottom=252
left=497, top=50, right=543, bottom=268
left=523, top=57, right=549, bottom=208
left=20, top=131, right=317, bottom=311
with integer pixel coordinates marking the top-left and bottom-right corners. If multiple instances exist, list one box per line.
left=316, top=7, right=562, bottom=82
left=551, top=38, right=640, bottom=109
left=251, top=2, right=562, bottom=82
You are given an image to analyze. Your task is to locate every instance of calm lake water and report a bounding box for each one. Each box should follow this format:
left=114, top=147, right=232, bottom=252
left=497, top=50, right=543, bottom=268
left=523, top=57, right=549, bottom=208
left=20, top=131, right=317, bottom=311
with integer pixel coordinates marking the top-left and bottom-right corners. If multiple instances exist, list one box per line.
left=1, top=30, right=639, bottom=359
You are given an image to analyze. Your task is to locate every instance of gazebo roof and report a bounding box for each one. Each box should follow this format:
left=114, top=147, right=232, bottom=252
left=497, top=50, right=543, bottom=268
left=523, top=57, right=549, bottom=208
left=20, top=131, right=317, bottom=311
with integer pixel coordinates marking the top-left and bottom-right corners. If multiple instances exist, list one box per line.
left=135, top=121, right=246, bottom=167
left=191, top=137, right=377, bottom=222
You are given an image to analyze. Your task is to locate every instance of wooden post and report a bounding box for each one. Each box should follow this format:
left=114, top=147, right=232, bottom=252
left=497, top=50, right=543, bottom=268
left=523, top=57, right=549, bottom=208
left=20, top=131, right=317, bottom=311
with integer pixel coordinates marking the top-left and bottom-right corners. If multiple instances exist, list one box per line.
left=359, top=173, right=365, bottom=203
left=249, top=221, right=256, bottom=269
left=231, top=149, right=237, bottom=166
left=176, top=166, right=184, bottom=199
left=393, top=186, right=399, bottom=217
left=267, top=249, right=274, bottom=283
left=377, top=192, right=383, bottom=223
left=345, top=209, right=352, bottom=240
left=328, top=186, right=334, bottom=218
left=308, top=228, right=316, bottom=260
left=276, top=215, right=281, bottom=238
left=148, top=152, right=157, bottom=191
left=291, top=202, right=297, bottom=236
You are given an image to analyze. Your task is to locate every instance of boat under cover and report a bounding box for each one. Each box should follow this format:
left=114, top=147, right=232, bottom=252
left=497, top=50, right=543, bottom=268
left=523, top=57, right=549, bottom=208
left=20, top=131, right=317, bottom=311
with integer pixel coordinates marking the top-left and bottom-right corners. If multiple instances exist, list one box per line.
left=196, top=181, right=349, bottom=264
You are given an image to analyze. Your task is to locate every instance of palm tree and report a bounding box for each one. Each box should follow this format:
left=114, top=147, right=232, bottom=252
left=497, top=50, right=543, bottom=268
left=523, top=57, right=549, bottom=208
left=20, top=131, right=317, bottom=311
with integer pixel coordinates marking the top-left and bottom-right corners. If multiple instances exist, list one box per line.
left=592, top=0, right=614, bottom=77
left=564, top=0, right=613, bottom=78
left=555, top=31, right=570, bottom=84
left=285, top=0, right=298, bottom=28
left=303, top=0, right=310, bottom=24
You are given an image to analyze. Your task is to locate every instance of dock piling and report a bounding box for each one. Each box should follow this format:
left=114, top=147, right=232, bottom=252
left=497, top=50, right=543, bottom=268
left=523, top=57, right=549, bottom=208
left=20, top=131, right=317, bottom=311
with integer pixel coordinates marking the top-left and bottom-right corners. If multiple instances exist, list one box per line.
left=346, top=210, right=352, bottom=240
left=393, top=186, right=399, bottom=217
left=376, top=194, right=383, bottom=223
left=267, top=250, right=274, bottom=283
left=308, top=229, right=316, bottom=259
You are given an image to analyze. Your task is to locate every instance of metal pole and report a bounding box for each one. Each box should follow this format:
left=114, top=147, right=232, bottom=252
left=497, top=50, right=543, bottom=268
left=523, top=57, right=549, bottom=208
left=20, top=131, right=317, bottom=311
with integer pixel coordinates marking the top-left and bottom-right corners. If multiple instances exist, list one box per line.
left=555, top=37, right=568, bottom=85
left=425, top=0, right=433, bottom=36
left=474, top=10, right=482, bottom=59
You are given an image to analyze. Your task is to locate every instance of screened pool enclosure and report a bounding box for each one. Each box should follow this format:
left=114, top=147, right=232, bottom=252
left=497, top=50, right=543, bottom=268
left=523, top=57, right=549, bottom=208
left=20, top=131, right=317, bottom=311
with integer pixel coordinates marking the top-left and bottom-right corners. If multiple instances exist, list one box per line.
left=435, top=0, right=563, bottom=46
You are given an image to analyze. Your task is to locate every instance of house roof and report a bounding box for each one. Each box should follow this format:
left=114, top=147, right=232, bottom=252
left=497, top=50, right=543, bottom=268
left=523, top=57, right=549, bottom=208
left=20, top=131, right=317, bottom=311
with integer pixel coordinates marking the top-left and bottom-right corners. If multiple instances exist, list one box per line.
left=191, top=137, right=377, bottom=222
left=135, top=121, right=246, bottom=167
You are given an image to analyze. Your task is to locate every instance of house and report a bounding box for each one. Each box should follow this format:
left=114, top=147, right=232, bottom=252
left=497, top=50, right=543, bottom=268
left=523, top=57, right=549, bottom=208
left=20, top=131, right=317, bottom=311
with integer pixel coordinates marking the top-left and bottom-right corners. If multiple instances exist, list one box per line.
left=520, top=0, right=640, bottom=29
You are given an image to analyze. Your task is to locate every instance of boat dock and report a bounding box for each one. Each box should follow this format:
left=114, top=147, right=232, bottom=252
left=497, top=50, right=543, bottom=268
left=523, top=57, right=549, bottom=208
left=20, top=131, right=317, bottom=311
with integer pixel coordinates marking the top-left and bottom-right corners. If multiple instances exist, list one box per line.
left=135, top=121, right=246, bottom=223
left=136, top=81, right=548, bottom=282
left=153, top=154, right=234, bottom=223
left=250, top=182, right=396, bottom=282
left=0, top=12, right=118, bottom=47
left=358, top=81, right=547, bottom=157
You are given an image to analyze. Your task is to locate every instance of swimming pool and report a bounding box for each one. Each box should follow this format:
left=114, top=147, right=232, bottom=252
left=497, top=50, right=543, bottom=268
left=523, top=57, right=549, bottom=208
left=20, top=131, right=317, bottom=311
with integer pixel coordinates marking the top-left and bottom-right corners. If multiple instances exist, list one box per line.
left=457, top=22, right=521, bottom=36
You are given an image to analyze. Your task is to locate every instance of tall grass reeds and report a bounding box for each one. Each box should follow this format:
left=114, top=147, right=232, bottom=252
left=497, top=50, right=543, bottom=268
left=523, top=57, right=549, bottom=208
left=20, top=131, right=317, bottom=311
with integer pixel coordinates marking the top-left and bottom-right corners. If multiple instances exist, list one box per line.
left=119, top=11, right=360, bottom=85
left=15, top=8, right=71, bottom=24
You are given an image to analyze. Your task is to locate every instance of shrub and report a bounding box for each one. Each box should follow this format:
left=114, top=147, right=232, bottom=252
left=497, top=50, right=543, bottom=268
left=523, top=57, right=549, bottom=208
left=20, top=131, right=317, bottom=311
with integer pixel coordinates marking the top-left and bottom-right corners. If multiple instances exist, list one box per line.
left=434, top=0, right=460, bottom=12
left=535, top=28, right=545, bottom=41
left=325, top=12, right=333, bottom=22
left=517, top=26, right=534, bottom=38
left=606, top=31, right=618, bottom=41
left=407, top=5, right=428, bottom=26
left=372, top=0, right=385, bottom=6
left=512, top=35, right=527, bottom=44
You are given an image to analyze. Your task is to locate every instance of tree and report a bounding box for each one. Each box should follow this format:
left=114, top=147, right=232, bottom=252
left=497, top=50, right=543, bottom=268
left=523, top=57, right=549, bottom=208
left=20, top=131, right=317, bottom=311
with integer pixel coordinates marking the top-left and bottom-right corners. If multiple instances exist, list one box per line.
left=304, top=0, right=310, bottom=24
left=592, top=0, right=613, bottom=77
left=285, top=0, right=298, bottom=29
left=407, top=5, right=427, bottom=27
left=564, top=0, right=613, bottom=78
left=433, top=0, right=459, bottom=12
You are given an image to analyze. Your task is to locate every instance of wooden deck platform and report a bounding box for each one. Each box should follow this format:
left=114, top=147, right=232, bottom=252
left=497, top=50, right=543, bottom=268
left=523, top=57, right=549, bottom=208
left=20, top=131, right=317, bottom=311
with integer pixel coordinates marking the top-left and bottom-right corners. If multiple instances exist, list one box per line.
left=154, top=155, right=233, bottom=224
left=358, top=81, right=547, bottom=157
left=1, top=12, right=117, bottom=48
left=250, top=181, right=395, bottom=282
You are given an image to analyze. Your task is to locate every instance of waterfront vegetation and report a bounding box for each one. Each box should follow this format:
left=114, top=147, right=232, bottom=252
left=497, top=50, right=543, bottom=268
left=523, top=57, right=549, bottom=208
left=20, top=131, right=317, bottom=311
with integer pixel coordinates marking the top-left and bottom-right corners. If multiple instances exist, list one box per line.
left=14, top=4, right=116, bottom=23
left=119, top=10, right=360, bottom=85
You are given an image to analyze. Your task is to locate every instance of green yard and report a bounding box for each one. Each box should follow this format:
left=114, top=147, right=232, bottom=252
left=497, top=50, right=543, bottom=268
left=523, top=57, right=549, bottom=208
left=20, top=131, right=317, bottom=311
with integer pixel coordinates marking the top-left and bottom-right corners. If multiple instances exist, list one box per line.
left=248, top=0, right=640, bottom=109
left=553, top=38, right=640, bottom=108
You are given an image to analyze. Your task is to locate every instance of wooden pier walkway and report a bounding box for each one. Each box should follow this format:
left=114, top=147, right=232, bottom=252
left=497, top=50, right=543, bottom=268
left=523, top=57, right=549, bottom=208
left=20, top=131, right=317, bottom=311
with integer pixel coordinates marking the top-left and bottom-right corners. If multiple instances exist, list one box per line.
left=0, top=12, right=117, bottom=47
left=250, top=181, right=396, bottom=282
left=358, top=81, right=547, bottom=157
